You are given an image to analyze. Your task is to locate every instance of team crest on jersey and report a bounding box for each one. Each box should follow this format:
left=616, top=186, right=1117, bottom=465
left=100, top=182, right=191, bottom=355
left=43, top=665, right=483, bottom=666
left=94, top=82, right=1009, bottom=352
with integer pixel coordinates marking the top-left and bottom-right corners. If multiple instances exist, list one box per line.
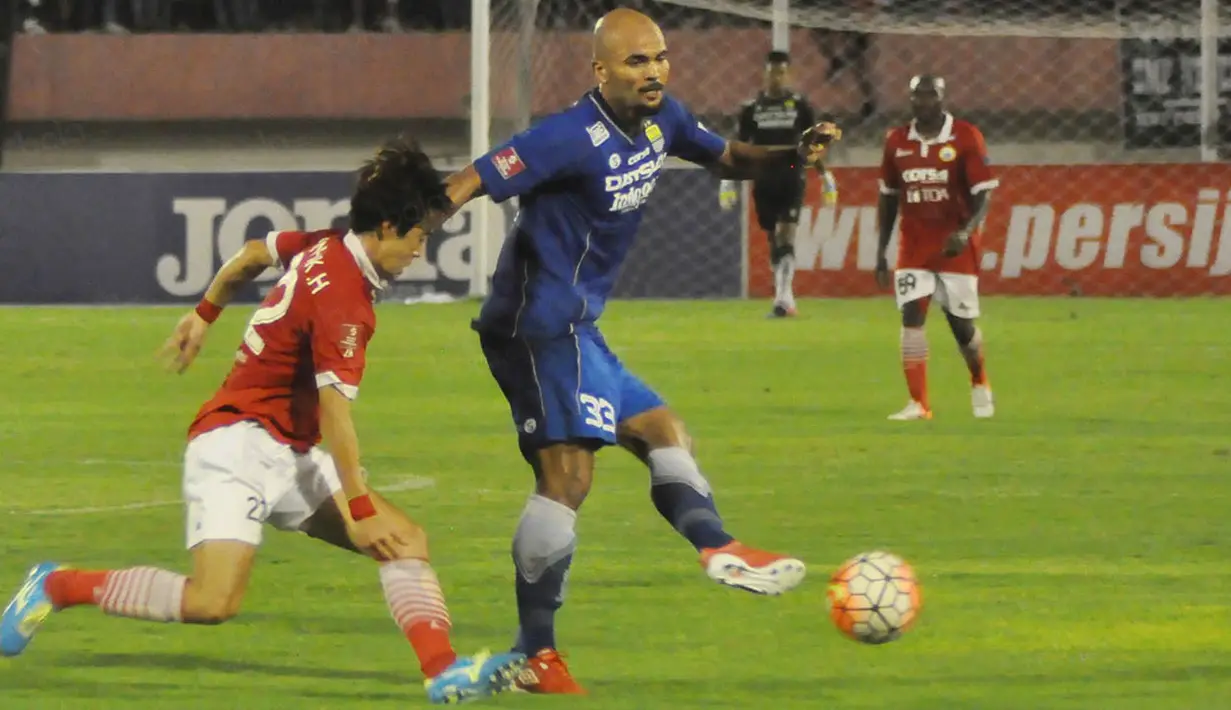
left=491, top=147, right=526, bottom=179
left=645, top=122, right=665, bottom=152
left=608, top=153, right=622, bottom=169
left=938, top=145, right=957, bottom=162
left=587, top=122, right=611, bottom=147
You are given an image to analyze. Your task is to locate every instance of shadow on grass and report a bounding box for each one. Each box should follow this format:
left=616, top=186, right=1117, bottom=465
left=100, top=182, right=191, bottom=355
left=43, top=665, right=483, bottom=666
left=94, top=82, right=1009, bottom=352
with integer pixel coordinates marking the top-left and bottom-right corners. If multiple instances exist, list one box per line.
left=56, top=651, right=410, bottom=686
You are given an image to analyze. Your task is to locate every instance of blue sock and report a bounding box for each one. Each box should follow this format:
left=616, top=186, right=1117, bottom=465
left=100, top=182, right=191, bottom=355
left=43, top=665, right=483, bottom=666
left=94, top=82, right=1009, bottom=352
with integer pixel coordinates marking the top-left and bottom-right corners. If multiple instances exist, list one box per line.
left=513, top=555, right=572, bottom=654
left=648, top=447, right=735, bottom=551
left=510, top=495, right=577, bottom=656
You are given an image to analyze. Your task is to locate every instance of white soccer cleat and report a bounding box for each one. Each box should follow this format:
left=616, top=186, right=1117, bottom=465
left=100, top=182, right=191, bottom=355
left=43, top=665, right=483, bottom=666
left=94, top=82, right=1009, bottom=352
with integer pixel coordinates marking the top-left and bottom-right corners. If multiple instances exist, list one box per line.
left=887, top=400, right=933, bottom=421
left=971, top=385, right=994, bottom=419
left=699, top=542, right=806, bottom=597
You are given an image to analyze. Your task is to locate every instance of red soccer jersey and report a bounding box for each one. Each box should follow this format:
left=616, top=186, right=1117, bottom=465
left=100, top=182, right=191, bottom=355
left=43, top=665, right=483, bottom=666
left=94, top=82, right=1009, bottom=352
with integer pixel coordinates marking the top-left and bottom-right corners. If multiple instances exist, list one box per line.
left=189, top=232, right=382, bottom=452
left=264, top=228, right=340, bottom=270
left=879, top=114, right=998, bottom=275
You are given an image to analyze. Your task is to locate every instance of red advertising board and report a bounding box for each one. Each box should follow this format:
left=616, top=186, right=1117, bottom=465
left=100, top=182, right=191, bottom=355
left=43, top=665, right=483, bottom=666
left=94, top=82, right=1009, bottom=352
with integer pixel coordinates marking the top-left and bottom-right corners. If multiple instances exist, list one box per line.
left=747, top=165, right=1231, bottom=297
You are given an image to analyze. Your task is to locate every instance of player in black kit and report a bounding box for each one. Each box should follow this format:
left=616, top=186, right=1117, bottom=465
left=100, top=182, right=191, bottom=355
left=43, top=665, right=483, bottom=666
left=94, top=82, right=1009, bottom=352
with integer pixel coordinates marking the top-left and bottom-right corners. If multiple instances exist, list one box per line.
left=720, top=50, right=838, bottom=318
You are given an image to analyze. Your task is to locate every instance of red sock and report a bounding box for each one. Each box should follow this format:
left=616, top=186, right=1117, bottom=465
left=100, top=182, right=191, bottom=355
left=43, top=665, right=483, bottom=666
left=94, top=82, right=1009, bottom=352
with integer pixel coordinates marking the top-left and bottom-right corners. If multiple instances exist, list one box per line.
left=900, top=326, right=930, bottom=409
left=46, top=568, right=186, bottom=622
left=45, top=569, right=108, bottom=609
left=380, top=559, right=457, bottom=678
left=407, top=622, right=455, bottom=678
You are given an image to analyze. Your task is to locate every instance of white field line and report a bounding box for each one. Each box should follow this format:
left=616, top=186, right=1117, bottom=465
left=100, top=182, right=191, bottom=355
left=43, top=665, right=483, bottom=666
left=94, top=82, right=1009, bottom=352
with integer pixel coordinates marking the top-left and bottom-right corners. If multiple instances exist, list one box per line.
left=5, top=460, right=435, bottom=516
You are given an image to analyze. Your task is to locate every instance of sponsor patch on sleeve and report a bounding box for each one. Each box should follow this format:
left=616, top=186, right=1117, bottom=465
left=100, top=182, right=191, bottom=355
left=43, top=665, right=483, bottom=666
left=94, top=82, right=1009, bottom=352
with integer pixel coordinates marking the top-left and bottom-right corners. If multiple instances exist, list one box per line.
left=491, top=147, right=526, bottom=179
left=339, top=324, right=360, bottom=358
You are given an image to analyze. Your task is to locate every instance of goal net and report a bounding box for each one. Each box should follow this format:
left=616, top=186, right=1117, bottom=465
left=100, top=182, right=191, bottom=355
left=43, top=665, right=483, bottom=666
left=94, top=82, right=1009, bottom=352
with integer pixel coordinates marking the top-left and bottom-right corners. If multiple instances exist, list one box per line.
left=474, top=0, right=1231, bottom=300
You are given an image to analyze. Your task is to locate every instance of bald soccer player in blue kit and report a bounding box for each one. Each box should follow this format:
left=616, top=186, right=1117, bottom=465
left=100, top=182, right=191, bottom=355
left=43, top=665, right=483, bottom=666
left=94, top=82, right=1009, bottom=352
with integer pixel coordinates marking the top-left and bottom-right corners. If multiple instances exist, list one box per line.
left=443, top=7, right=842, bottom=694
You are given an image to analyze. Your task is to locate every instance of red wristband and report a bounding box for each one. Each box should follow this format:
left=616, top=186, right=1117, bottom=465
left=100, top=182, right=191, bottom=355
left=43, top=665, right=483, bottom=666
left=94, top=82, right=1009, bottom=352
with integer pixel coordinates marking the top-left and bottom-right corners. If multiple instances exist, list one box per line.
left=348, top=494, right=377, bottom=521
left=194, top=299, right=223, bottom=324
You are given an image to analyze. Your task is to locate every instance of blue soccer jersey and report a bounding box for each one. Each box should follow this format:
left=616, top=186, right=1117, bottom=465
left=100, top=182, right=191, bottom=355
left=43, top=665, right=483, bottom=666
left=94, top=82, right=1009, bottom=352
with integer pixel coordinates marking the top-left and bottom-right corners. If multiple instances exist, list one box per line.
left=471, top=89, right=727, bottom=460
left=472, top=89, right=727, bottom=340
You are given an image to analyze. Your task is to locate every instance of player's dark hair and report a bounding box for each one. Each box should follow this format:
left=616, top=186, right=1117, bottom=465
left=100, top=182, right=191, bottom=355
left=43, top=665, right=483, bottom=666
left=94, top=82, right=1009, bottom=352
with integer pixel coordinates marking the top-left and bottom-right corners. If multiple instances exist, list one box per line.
left=766, top=50, right=790, bottom=65
left=349, top=135, right=449, bottom=237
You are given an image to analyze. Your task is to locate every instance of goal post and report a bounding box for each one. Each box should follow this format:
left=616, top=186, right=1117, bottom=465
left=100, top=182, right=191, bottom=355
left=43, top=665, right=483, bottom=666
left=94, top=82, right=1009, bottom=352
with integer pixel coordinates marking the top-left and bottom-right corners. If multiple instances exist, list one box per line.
left=469, top=0, right=1231, bottom=300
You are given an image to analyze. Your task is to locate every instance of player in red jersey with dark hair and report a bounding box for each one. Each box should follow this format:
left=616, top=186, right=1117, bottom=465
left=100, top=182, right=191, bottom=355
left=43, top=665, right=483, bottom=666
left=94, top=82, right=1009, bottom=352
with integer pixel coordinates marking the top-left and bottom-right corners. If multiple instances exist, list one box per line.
left=157, top=225, right=340, bottom=375
left=875, top=75, right=998, bottom=421
left=0, top=137, right=526, bottom=705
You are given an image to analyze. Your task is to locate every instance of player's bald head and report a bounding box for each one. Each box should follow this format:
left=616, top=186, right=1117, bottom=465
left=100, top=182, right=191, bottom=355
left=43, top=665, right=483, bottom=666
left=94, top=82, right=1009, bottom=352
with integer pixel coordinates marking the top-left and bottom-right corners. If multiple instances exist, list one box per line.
left=909, top=74, right=946, bottom=125
left=909, top=74, right=946, bottom=99
left=592, top=7, right=670, bottom=120
left=592, top=8, right=664, bottom=64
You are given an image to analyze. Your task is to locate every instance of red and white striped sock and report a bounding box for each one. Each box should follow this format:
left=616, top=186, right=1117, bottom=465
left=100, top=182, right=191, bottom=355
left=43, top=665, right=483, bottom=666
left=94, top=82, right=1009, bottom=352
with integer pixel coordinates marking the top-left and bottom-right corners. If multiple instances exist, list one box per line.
left=46, top=567, right=186, bottom=622
left=380, top=559, right=457, bottom=679
left=901, top=326, right=930, bottom=409
left=98, top=568, right=186, bottom=622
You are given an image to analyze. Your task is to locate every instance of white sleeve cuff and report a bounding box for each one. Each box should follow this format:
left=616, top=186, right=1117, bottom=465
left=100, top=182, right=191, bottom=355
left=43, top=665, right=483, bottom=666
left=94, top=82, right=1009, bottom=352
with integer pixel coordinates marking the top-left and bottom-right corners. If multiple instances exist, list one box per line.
left=265, top=231, right=284, bottom=269
left=878, top=179, right=898, bottom=195
left=316, top=371, right=358, bottom=400
left=971, top=179, right=1000, bottom=194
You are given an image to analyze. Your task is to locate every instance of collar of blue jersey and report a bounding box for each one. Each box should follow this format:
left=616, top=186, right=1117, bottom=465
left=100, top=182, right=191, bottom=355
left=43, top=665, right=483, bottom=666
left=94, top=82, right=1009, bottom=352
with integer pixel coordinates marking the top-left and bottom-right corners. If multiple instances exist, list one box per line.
left=586, top=88, right=639, bottom=143
left=342, top=231, right=387, bottom=291
left=907, top=112, right=954, bottom=145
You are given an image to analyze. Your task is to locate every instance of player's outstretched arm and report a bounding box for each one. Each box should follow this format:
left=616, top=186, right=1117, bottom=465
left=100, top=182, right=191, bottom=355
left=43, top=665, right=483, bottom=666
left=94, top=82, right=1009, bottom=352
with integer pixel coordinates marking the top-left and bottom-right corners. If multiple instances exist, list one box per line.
left=157, top=239, right=276, bottom=374
left=443, top=165, right=486, bottom=215
left=318, top=385, right=407, bottom=561
left=875, top=191, right=899, bottom=289
left=965, top=191, right=993, bottom=233
left=875, top=130, right=904, bottom=288
left=445, top=115, right=578, bottom=215
left=943, top=124, right=999, bottom=256
left=942, top=190, right=993, bottom=257
left=319, top=384, right=366, bottom=500
left=710, top=120, right=842, bottom=181
left=710, top=140, right=796, bottom=181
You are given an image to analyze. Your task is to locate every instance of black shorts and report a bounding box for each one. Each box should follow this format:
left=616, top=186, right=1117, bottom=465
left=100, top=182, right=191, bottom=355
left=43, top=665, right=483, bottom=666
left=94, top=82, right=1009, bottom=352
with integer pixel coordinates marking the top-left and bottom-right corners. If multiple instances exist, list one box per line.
left=752, top=175, right=806, bottom=233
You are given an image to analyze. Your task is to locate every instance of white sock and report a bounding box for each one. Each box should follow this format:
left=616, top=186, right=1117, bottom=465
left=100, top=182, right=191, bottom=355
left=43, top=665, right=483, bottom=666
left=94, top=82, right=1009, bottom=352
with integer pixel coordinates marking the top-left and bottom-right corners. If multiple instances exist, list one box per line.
left=781, top=254, right=796, bottom=309
left=97, top=567, right=186, bottom=622
left=772, top=259, right=785, bottom=304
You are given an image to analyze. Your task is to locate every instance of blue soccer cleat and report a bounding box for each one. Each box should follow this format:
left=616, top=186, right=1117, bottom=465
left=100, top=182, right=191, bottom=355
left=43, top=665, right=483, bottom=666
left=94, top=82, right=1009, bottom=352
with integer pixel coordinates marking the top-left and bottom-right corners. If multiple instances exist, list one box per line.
left=424, top=649, right=527, bottom=704
left=1, top=562, right=62, bottom=657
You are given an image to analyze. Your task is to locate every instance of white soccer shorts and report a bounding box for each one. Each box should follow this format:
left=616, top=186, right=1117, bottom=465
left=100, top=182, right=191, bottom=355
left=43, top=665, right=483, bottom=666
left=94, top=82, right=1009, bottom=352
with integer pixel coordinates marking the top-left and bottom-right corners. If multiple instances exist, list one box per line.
left=893, top=269, right=981, bottom=318
left=182, top=422, right=342, bottom=549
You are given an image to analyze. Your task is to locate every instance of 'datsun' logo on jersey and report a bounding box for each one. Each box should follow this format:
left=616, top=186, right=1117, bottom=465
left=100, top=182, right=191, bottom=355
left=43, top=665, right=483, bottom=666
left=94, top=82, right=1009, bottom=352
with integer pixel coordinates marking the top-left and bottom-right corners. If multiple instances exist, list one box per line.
left=604, top=155, right=666, bottom=213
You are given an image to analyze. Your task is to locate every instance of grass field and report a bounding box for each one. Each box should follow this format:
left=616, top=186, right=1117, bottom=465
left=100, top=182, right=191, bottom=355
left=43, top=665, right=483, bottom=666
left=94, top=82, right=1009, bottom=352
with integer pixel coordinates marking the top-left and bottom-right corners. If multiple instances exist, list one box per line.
left=0, top=297, right=1228, bottom=709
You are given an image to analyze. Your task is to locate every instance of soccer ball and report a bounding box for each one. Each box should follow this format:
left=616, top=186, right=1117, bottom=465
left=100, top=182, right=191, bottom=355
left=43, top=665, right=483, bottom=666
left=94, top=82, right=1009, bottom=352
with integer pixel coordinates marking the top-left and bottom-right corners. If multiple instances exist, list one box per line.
left=827, top=551, right=921, bottom=645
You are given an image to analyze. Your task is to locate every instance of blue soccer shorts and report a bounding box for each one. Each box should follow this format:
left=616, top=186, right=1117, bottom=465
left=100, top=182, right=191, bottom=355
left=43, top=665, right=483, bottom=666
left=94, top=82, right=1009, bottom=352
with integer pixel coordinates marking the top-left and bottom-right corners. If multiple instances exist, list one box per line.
left=478, top=327, right=665, bottom=463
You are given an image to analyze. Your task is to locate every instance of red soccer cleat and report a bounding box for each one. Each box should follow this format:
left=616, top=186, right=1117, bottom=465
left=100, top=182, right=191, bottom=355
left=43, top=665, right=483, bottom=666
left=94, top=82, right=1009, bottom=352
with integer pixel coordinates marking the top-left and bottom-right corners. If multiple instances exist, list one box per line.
left=699, top=541, right=806, bottom=596
left=514, top=649, right=587, bottom=695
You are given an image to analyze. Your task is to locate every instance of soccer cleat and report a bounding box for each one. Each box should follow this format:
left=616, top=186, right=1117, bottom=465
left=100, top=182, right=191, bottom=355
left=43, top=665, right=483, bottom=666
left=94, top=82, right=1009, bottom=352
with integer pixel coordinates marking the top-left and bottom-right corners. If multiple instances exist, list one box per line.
left=513, top=649, right=587, bottom=694
left=1, top=562, right=61, bottom=657
left=423, top=649, right=526, bottom=704
left=768, top=303, right=797, bottom=318
left=888, top=401, right=933, bottom=421
left=971, top=384, right=994, bottom=419
left=699, top=541, right=806, bottom=596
